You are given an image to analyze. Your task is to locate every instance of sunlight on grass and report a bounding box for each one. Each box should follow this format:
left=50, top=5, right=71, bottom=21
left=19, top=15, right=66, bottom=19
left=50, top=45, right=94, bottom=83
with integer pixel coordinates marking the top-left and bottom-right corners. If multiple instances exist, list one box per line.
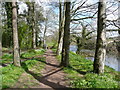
left=56, top=51, right=120, bottom=88
left=1, top=49, right=45, bottom=89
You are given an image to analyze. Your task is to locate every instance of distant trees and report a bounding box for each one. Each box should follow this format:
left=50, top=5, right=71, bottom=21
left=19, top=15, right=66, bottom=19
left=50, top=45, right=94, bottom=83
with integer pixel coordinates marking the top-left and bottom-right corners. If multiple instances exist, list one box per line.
left=12, top=0, right=21, bottom=66
left=3, top=2, right=13, bottom=48
left=60, top=1, right=71, bottom=67
left=93, top=0, right=107, bottom=74
left=72, top=24, right=93, bottom=54
left=26, top=2, right=36, bottom=49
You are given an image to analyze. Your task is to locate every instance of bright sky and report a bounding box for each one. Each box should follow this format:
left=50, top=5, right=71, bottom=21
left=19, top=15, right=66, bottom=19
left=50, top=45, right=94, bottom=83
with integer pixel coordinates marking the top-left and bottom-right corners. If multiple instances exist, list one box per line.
left=18, top=0, right=119, bottom=37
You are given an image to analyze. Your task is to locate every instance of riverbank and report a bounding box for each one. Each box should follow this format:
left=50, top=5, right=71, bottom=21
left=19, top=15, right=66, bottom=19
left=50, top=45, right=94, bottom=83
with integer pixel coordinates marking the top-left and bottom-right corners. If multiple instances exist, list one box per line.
left=55, top=50, right=120, bottom=88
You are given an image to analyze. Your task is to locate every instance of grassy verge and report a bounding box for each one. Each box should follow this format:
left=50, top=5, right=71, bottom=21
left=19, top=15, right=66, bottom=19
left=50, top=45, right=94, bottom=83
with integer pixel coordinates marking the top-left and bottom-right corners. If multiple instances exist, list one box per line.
left=55, top=50, right=120, bottom=88
left=1, top=49, right=45, bottom=64
left=1, top=49, right=45, bottom=89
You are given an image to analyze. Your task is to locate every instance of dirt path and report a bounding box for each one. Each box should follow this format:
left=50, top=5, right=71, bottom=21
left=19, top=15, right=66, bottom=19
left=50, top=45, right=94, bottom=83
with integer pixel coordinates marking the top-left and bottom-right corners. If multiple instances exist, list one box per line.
left=12, top=49, right=70, bottom=89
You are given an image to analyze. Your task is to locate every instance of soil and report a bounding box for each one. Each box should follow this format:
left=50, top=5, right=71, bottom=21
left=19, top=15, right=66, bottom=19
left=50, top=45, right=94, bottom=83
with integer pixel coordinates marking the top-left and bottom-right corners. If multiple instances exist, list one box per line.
left=12, top=49, right=70, bottom=89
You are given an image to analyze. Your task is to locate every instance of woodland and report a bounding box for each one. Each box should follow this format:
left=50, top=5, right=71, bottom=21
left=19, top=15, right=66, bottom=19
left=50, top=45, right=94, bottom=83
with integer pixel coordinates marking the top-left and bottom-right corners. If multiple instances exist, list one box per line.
left=0, top=0, right=120, bottom=89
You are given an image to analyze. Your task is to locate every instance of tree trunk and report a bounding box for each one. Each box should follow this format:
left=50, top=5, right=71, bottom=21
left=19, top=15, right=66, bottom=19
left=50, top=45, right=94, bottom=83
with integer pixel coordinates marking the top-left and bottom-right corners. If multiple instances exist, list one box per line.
left=0, top=33, right=2, bottom=59
left=61, top=1, right=71, bottom=67
left=56, top=1, right=64, bottom=55
left=93, top=0, right=106, bottom=74
left=43, top=20, right=47, bottom=49
left=32, top=2, right=36, bottom=49
left=12, top=0, right=21, bottom=67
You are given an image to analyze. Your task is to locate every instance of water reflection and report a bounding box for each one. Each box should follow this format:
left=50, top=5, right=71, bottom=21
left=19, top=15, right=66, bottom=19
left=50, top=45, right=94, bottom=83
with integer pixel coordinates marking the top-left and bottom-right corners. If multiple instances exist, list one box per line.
left=70, top=45, right=120, bottom=71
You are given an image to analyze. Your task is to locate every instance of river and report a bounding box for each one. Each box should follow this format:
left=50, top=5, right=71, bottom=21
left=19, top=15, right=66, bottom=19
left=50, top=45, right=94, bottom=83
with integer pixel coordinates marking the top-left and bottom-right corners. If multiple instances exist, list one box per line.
left=70, top=45, right=120, bottom=71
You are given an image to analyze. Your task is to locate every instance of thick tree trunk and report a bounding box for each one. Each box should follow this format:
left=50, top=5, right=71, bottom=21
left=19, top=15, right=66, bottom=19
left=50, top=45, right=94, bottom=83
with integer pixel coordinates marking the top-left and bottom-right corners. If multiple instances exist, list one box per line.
left=93, top=0, right=106, bottom=74
left=12, top=1, right=21, bottom=67
left=56, top=1, right=64, bottom=55
left=61, top=1, right=71, bottom=67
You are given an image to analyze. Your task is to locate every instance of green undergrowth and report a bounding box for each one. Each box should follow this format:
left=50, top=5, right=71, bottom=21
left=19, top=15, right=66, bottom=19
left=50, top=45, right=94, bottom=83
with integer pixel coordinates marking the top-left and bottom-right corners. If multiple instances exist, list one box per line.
left=21, top=49, right=45, bottom=58
left=56, top=51, right=120, bottom=88
left=1, top=49, right=45, bottom=64
left=1, top=54, right=13, bottom=64
left=1, top=64, right=24, bottom=89
left=1, top=49, right=45, bottom=89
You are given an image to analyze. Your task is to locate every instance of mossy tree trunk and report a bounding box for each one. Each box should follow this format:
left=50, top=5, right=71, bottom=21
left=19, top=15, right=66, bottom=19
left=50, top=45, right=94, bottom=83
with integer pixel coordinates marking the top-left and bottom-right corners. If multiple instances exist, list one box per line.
left=61, top=1, right=71, bottom=67
left=12, top=0, right=21, bottom=67
left=93, top=0, right=106, bottom=74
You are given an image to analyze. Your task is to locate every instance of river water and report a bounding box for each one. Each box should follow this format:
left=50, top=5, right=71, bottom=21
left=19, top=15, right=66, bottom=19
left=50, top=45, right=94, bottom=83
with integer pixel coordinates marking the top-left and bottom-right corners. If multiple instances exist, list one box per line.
left=70, top=45, right=120, bottom=71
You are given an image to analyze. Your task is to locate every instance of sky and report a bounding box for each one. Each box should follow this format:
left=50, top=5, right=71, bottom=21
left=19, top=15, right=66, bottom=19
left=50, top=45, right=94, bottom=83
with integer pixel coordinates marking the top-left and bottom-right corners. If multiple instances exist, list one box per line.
left=18, top=0, right=119, bottom=37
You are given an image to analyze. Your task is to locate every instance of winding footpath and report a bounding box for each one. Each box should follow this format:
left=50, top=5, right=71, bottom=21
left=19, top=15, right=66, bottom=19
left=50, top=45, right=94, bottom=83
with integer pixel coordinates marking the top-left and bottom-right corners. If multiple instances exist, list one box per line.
left=12, top=49, right=70, bottom=89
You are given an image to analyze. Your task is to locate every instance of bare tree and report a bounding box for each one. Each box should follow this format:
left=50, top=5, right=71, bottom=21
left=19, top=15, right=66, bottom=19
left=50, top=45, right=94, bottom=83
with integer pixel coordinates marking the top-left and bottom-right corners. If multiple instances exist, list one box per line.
left=12, top=0, right=21, bottom=66
left=93, top=0, right=107, bottom=74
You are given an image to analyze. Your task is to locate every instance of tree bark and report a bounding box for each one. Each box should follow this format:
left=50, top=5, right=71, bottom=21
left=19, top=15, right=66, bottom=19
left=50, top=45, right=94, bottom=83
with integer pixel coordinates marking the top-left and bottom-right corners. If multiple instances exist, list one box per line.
left=93, top=0, right=106, bottom=74
left=61, top=1, right=71, bottom=67
left=43, top=20, right=47, bottom=49
left=0, top=32, right=2, bottom=59
left=56, top=1, right=64, bottom=55
left=12, top=0, right=21, bottom=67
left=31, top=2, right=36, bottom=49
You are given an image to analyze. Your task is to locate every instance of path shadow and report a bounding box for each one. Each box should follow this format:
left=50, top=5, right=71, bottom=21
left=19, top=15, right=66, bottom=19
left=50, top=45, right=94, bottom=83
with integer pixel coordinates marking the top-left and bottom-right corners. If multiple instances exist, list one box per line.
left=66, top=66, right=87, bottom=75
left=35, top=58, right=60, bottom=68
left=21, top=55, right=59, bottom=68
left=44, top=53, right=57, bottom=57
left=21, top=63, right=68, bottom=89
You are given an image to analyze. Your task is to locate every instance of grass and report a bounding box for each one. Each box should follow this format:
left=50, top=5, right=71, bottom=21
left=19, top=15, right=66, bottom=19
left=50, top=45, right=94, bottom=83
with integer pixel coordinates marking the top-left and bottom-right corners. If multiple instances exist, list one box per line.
left=1, top=48, right=45, bottom=89
left=21, top=49, right=45, bottom=58
left=1, top=54, right=13, bottom=64
left=56, top=51, right=120, bottom=88
left=1, top=64, right=24, bottom=89
left=1, top=49, right=45, bottom=64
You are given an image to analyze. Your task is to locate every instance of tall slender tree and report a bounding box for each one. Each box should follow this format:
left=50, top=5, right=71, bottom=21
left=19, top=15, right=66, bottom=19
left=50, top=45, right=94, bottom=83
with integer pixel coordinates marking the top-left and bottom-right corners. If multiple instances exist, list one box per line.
left=56, top=0, right=65, bottom=55
left=93, top=0, right=106, bottom=74
left=12, top=0, right=21, bottom=66
left=31, top=2, right=36, bottom=49
left=60, top=0, right=71, bottom=67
